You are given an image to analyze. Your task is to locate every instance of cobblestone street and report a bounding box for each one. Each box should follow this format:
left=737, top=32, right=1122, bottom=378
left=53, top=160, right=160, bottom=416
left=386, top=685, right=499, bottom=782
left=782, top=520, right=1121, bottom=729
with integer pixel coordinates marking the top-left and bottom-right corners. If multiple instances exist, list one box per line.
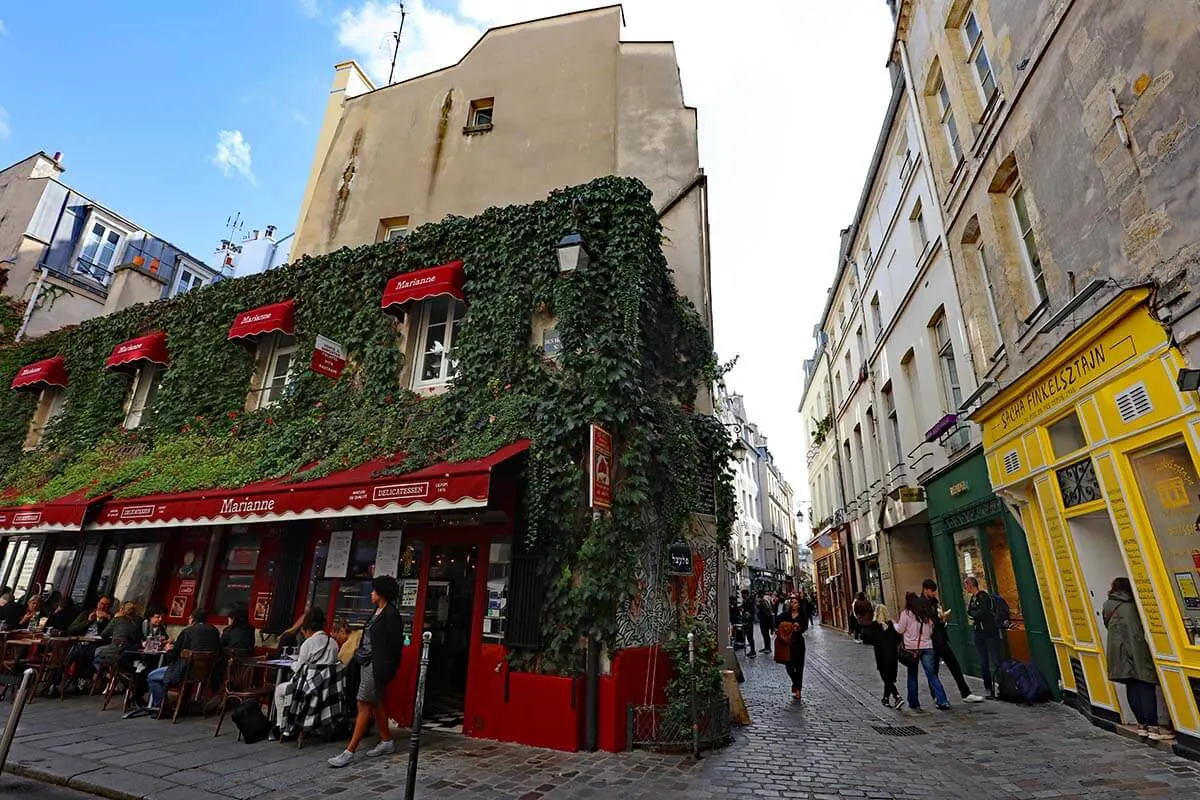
left=6, top=624, right=1200, bottom=799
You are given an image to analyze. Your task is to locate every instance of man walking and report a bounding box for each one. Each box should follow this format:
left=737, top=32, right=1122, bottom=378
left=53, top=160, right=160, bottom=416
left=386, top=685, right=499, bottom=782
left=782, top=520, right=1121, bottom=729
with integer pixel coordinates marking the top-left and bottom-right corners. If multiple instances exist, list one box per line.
left=922, top=579, right=984, bottom=703
left=757, top=591, right=775, bottom=654
left=740, top=589, right=758, bottom=658
left=965, top=576, right=1003, bottom=699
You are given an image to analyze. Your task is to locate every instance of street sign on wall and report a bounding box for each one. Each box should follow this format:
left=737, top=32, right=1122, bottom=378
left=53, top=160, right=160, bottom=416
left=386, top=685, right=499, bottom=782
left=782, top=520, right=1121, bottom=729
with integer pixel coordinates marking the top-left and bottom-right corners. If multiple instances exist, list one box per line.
left=589, top=423, right=613, bottom=511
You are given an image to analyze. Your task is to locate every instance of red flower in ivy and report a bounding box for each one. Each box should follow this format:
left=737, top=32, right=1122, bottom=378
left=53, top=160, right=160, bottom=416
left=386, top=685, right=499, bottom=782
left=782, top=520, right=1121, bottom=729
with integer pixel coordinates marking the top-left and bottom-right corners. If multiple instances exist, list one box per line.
left=231, top=425, right=240, bottom=436
left=504, top=384, right=512, bottom=391
left=384, top=395, right=394, bottom=405
left=265, top=418, right=273, bottom=426
left=181, top=425, right=192, bottom=433
left=227, top=411, right=238, bottom=420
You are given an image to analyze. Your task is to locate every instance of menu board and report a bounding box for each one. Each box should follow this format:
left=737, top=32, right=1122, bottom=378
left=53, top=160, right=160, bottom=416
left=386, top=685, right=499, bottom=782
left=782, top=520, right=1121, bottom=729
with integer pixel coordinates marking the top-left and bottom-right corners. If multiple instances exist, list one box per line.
left=325, top=530, right=353, bottom=578
left=376, top=530, right=403, bottom=578
left=400, top=579, right=420, bottom=608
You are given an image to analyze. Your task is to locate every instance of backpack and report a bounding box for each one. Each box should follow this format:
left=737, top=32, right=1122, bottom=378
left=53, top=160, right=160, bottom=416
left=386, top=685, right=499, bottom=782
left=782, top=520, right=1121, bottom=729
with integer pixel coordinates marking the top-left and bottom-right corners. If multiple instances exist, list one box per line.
left=992, top=594, right=1012, bottom=630
left=996, top=660, right=1025, bottom=703
left=230, top=698, right=272, bottom=743
left=997, top=659, right=1051, bottom=704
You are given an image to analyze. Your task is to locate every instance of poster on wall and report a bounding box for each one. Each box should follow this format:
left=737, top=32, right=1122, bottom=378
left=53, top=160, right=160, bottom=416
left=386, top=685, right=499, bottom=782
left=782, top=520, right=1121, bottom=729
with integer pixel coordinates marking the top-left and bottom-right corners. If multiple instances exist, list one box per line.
left=1175, top=572, right=1200, bottom=610
left=178, top=579, right=197, bottom=596
left=376, top=530, right=403, bottom=578
left=253, top=592, right=272, bottom=623
left=169, top=595, right=187, bottom=620
left=589, top=423, right=613, bottom=510
left=325, top=530, right=353, bottom=578
left=400, top=579, right=420, bottom=608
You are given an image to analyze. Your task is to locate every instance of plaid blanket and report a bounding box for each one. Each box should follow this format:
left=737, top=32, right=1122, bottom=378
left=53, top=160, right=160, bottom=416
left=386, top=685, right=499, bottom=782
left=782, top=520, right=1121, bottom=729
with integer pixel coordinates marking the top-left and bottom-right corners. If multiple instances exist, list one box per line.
left=280, top=661, right=347, bottom=736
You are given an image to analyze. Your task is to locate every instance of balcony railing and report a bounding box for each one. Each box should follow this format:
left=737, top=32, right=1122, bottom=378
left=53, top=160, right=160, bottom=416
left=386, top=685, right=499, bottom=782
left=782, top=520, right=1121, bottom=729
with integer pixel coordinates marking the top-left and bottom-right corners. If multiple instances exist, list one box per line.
left=72, top=256, right=116, bottom=286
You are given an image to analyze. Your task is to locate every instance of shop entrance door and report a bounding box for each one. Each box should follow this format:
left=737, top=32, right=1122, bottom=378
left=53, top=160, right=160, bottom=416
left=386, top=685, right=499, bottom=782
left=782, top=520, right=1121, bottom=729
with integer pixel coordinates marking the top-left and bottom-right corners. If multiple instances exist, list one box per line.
left=421, top=543, right=478, bottom=732
left=1068, top=511, right=1136, bottom=722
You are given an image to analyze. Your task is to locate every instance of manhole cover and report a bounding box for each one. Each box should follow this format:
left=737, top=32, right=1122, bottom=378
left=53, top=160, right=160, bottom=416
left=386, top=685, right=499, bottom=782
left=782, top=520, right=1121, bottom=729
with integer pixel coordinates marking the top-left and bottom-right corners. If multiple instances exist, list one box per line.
left=871, top=725, right=927, bottom=737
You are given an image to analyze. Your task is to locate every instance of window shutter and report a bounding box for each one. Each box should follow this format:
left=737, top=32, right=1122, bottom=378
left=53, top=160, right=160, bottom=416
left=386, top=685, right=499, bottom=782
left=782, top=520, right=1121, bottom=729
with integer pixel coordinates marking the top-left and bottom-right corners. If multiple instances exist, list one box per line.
left=504, top=552, right=544, bottom=650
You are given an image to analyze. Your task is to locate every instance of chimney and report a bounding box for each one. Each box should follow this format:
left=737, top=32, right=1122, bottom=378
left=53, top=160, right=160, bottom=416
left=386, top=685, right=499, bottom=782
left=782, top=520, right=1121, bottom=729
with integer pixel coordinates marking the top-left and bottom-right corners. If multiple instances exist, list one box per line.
left=52, top=151, right=62, bottom=163
left=265, top=225, right=277, bottom=239
left=251, top=229, right=259, bottom=240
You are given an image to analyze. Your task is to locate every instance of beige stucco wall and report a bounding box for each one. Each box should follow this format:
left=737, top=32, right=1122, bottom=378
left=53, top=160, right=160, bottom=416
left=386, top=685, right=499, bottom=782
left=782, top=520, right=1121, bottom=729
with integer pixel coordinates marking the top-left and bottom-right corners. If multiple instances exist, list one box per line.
left=0, top=156, right=55, bottom=299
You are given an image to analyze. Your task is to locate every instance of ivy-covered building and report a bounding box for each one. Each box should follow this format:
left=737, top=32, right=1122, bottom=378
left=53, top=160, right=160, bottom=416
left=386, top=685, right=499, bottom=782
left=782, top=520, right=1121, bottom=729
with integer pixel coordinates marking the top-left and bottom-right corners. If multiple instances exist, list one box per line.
left=0, top=177, right=732, bottom=752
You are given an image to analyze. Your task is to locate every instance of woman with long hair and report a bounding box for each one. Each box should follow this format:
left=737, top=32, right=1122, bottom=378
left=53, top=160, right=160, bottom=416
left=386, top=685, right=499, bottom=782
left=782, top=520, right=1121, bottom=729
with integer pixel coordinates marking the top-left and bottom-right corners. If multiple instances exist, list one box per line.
left=328, top=575, right=406, bottom=767
left=775, top=595, right=811, bottom=702
left=894, top=591, right=950, bottom=711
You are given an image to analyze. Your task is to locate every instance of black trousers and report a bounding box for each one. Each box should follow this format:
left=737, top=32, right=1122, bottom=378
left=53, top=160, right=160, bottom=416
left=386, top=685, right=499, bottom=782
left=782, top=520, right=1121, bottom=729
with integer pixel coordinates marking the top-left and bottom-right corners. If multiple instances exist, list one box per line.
left=759, top=621, right=772, bottom=652
left=933, top=637, right=972, bottom=698
left=785, top=635, right=806, bottom=691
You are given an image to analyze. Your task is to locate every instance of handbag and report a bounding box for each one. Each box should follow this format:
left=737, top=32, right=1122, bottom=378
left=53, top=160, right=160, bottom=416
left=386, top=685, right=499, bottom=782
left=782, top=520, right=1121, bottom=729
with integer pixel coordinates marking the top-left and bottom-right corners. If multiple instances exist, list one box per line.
left=897, top=619, right=921, bottom=668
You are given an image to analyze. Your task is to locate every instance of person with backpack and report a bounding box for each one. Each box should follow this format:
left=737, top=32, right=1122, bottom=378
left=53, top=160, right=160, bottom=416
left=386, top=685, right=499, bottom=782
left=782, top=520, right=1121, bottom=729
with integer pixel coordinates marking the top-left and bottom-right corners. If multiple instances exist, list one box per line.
left=965, top=576, right=1003, bottom=699
left=922, top=579, right=984, bottom=703
left=1103, top=577, right=1171, bottom=741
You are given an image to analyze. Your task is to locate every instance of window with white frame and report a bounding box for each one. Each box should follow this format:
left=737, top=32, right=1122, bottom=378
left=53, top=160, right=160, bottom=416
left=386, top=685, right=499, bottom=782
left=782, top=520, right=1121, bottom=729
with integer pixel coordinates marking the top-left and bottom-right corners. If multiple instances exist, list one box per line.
left=962, top=10, right=997, bottom=106
left=931, top=312, right=963, bottom=412
left=870, top=294, right=883, bottom=340
left=855, top=327, right=866, bottom=370
left=935, top=74, right=963, bottom=163
left=866, top=407, right=884, bottom=484
left=911, top=200, right=928, bottom=250
left=173, top=266, right=205, bottom=296
left=76, top=216, right=128, bottom=283
left=843, top=352, right=853, bottom=391
left=413, top=297, right=467, bottom=389
left=384, top=226, right=408, bottom=242
left=378, top=216, right=410, bottom=243
left=24, top=387, right=66, bottom=450
left=1009, top=183, right=1047, bottom=305
left=843, top=439, right=855, bottom=496
left=860, top=235, right=873, bottom=267
left=124, top=364, right=164, bottom=429
left=882, top=382, right=903, bottom=467
left=852, top=425, right=867, bottom=490
left=975, top=244, right=1003, bottom=348
left=252, top=333, right=298, bottom=410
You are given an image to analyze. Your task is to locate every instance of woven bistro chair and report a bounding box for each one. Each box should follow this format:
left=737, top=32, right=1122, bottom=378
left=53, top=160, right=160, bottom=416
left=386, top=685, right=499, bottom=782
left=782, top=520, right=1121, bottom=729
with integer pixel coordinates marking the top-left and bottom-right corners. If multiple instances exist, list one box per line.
left=214, top=653, right=273, bottom=738
left=158, top=649, right=219, bottom=723
left=28, top=638, right=74, bottom=703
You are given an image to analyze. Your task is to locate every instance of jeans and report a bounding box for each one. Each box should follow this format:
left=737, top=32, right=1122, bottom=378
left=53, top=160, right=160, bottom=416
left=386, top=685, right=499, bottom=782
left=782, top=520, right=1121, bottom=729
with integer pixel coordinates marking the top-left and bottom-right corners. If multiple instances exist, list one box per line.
left=907, top=649, right=949, bottom=709
left=1126, top=679, right=1157, bottom=726
left=147, top=667, right=168, bottom=708
left=974, top=631, right=1002, bottom=694
left=786, top=634, right=806, bottom=692
left=933, top=637, right=972, bottom=698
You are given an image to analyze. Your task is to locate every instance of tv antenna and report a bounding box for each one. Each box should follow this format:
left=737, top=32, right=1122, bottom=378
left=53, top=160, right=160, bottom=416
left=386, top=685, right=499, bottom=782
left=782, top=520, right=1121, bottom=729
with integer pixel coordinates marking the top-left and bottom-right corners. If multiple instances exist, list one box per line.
left=386, top=2, right=407, bottom=85
left=225, top=212, right=244, bottom=241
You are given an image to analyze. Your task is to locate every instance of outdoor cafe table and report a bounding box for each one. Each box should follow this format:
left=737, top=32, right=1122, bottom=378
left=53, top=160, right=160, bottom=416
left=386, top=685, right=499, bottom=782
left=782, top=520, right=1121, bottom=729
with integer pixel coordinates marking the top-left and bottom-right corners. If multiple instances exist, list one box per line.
left=121, top=648, right=171, bottom=719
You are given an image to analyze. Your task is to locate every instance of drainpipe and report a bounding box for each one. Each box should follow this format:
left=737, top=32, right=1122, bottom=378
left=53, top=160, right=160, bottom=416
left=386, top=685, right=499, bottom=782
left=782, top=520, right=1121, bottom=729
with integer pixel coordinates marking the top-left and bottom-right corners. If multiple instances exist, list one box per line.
left=14, top=268, right=49, bottom=343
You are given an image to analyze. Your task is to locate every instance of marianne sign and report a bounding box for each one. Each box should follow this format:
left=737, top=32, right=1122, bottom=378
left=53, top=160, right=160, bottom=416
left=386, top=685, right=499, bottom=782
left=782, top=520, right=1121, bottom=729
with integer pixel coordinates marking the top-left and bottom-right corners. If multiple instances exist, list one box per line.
left=589, top=423, right=613, bottom=511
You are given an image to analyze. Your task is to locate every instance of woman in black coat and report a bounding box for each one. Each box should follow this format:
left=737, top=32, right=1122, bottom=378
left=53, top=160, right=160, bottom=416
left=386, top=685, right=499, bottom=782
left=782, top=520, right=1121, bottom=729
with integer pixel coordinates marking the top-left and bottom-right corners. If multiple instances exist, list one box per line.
left=328, top=575, right=406, bottom=768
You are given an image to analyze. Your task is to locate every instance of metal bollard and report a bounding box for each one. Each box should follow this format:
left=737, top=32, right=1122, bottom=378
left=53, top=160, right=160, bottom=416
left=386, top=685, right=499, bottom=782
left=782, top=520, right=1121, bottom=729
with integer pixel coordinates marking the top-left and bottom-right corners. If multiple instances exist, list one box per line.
left=0, top=668, right=36, bottom=776
left=688, top=632, right=700, bottom=760
left=403, top=631, right=433, bottom=800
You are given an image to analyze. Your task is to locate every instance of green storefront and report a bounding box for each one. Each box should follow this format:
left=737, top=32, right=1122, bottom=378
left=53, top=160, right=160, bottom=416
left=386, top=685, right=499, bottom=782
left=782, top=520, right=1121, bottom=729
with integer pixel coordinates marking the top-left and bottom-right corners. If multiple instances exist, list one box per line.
left=924, top=446, right=1059, bottom=695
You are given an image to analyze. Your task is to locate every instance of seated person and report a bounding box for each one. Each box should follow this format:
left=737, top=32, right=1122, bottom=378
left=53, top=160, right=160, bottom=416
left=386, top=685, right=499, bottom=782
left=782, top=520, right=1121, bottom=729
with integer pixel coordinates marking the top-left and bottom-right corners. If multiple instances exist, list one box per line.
left=47, top=596, right=79, bottom=633
left=272, top=607, right=339, bottom=735
left=0, top=587, right=20, bottom=629
left=142, top=605, right=168, bottom=642
left=66, top=596, right=114, bottom=636
left=18, top=595, right=43, bottom=629
left=219, top=603, right=256, bottom=655
left=277, top=611, right=307, bottom=652
left=147, top=608, right=220, bottom=710
left=94, top=602, right=144, bottom=673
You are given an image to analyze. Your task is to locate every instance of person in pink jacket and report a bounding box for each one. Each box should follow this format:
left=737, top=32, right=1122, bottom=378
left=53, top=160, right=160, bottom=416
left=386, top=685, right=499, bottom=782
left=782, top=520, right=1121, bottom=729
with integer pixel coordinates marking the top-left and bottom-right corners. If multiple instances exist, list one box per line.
left=894, top=592, right=950, bottom=711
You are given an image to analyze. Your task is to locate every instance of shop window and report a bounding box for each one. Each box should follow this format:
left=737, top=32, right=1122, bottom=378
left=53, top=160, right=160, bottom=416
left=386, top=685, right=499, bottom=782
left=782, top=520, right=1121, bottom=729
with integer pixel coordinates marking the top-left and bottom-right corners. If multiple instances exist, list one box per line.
left=250, top=333, right=297, bottom=410
left=483, top=539, right=511, bottom=642
left=1128, top=439, right=1200, bottom=630
left=985, top=520, right=1023, bottom=626
left=1047, top=411, right=1087, bottom=459
left=214, top=533, right=261, bottom=616
left=413, top=297, right=466, bottom=390
left=111, top=543, right=162, bottom=609
left=309, top=531, right=411, bottom=630
left=0, top=539, right=40, bottom=597
left=42, top=548, right=75, bottom=599
left=953, top=529, right=989, bottom=593
left=1056, top=456, right=1102, bottom=509
left=24, top=387, right=66, bottom=450
left=124, top=364, right=164, bottom=429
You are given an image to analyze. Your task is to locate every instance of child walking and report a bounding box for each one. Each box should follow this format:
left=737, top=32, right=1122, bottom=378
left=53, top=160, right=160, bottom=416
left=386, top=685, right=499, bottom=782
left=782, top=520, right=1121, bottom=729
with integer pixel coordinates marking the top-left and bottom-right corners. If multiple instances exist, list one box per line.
left=861, top=604, right=902, bottom=708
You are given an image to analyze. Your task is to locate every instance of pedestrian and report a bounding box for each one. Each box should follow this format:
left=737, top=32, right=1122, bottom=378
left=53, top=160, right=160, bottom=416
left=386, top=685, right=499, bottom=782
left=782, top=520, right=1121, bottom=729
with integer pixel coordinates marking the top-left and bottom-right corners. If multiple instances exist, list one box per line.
left=756, top=591, right=774, bottom=654
left=328, top=575, right=405, bottom=768
left=776, top=595, right=811, bottom=701
left=728, top=595, right=744, bottom=650
left=895, top=591, right=950, bottom=711
left=1103, top=577, right=1171, bottom=741
left=848, top=595, right=861, bottom=641
left=740, top=589, right=758, bottom=658
left=852, top=591, right=873, bottom=644
left=964, top=576, right=1002, bottom=699
left=861, top=604, right=902, bottom=708
left=922, top=579, right=984, bottom=703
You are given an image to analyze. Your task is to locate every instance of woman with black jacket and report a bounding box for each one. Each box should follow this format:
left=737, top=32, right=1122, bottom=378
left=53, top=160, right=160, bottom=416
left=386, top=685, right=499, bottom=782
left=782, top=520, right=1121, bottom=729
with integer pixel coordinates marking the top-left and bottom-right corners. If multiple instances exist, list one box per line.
left=860, top=605, right=902, bottom=708
left=776, top=596, right=811, bottom=702
left=328, top=575, right=406, bottom=768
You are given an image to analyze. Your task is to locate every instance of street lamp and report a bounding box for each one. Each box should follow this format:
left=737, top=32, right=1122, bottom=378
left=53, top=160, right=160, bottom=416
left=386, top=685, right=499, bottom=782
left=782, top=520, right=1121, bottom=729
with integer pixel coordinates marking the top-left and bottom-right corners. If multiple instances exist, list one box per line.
left=723, top=421, right=748, bottom=462
left=556, top=232, right=591, bottom=273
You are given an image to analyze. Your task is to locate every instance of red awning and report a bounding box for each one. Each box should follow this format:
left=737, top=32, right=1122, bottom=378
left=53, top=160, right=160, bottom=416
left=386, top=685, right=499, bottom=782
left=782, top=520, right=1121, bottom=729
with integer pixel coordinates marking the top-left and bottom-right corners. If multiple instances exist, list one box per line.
left=11, top=356, right=69, bottom=391
left=88, top=439, right=529, bottom=529
left=381, top=260, right=466, bottom=313
left=105, top=332, right=169, bottom=371
left=0, top=489, right=107, bottom=533
left=228, top=300, right=296, bottom=342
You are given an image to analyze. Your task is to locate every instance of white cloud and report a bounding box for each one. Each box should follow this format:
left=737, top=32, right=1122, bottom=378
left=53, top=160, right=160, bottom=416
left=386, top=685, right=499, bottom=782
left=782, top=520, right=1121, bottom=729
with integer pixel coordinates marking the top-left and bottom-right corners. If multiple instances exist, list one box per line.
left=330, top=1, right=897, bottom=502
left=0, top=107, right=9, bottom=140
left=297, top=0, right=324, bottom=18
left=211, top=129, right=257, bottom=185
left=289, top=108, right=310, bottom=126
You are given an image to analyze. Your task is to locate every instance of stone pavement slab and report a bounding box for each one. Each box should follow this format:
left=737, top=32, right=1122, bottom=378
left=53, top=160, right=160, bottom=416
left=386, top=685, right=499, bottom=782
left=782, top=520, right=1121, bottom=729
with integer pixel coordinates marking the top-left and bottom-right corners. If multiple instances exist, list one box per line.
left=4, top=624, right=1200, bottom=799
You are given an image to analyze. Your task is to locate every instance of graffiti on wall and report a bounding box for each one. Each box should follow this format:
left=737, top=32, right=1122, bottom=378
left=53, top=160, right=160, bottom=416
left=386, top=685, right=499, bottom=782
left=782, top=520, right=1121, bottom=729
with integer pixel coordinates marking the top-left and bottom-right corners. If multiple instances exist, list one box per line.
left=616, top=526, right=721, bottom=649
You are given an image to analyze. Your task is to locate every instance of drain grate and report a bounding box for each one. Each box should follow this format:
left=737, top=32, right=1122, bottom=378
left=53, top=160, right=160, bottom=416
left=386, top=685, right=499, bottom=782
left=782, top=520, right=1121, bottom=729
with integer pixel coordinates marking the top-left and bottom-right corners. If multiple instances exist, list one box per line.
left=871, top=725, right=927, bottom=737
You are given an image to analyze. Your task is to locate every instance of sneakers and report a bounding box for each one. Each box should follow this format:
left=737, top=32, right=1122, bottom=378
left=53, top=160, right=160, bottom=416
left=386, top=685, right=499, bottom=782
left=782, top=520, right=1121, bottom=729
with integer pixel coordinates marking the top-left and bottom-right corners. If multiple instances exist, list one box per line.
left=936, top=703, right=952, bottom=711
left=891, top=696, right=905, bottom=710
left=1148, top=726, right=1176, bottom=742
left=1136, top=724, right=1150, bottom=739
left=365, top=739, right=396, bottom=758
left=327, top=749, right=357, bottom=768
left=963, top=693, right=985, bottom=703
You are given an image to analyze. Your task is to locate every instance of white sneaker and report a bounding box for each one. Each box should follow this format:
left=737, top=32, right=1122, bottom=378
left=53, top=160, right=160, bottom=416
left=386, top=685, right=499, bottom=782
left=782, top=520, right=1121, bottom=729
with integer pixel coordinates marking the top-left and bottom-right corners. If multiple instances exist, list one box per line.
left=365, top=739, right=396, bottom=758
left=963, top=694, right=985, bottom=703
left=1148, top=727, right=1176, bottom=741
left=327, top=749, right=356, bottom=768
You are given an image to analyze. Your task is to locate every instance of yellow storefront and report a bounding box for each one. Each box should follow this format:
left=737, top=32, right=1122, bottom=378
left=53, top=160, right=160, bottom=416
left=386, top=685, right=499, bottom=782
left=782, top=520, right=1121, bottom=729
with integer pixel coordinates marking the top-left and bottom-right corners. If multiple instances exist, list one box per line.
left=972, top=288, right=1200, bottom=753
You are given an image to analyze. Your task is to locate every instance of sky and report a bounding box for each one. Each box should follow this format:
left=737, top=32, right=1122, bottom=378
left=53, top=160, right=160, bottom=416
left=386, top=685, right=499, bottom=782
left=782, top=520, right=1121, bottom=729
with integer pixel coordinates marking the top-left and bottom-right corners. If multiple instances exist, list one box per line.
left=0, top=1, right=897, bottom=510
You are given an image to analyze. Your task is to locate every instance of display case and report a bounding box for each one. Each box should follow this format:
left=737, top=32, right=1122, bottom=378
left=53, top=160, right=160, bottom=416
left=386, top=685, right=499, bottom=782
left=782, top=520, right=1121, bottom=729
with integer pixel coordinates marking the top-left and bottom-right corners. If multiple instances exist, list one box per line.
left=482, top=539, right=511, bottom=642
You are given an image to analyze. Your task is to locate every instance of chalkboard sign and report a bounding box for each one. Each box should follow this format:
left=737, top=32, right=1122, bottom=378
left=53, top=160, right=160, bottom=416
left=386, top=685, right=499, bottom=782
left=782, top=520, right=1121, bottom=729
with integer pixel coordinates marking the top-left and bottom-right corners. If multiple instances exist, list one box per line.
left=667, top=538, right=693, bottom=576
left=694, top=466, right=716, bottom=516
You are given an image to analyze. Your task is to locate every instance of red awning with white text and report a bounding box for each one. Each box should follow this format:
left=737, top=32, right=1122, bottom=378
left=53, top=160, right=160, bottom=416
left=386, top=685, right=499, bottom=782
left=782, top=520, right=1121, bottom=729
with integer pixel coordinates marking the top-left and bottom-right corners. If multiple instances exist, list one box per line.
left=105, top=332, right=170, bottom=371
left=11, top=356, right=69, bottom=391
left=0, top=489, right=108, bottom=534
left=381, top=260, right=466, bottom=312
left=88, top=439, right=529, bottom=529
left=228, top=300, right=296, bottom=341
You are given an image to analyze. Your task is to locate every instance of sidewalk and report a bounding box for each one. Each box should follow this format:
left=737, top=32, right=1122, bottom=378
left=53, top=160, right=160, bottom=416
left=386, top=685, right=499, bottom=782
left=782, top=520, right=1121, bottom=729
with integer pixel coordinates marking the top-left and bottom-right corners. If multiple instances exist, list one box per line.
left=4, top=624, right=1200, bottom=799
